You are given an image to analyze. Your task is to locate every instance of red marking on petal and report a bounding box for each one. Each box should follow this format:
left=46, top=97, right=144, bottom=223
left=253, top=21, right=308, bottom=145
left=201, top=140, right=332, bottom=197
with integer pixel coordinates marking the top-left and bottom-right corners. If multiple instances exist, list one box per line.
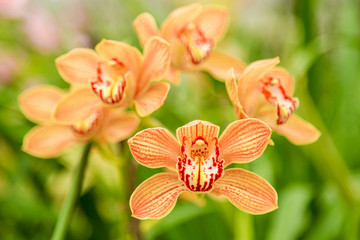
left=262, top=77, right=299, bottom=125
left=178, top=23, right=213, bottom=65
left=71, top=111, right=100, bottom=136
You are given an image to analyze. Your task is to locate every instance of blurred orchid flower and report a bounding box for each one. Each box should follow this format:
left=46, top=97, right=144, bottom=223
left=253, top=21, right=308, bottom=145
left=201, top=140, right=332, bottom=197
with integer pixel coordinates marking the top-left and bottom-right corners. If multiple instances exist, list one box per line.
left=133, top=3, right=245, bottom=84
left=53, top=36, right=171, bottom=124
left=0, top=0, right=28, bottom=18
left=128, top=120, right=277, bottom=219
left=226, top=57, right=321, bottom=145
left=18, top=85, right=139, bottom=158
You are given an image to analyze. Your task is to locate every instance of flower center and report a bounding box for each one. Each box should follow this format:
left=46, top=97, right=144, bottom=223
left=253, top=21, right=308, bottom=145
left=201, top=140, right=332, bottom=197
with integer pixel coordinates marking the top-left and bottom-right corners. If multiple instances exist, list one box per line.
left=177, top=136, right=224, bottom=192
left=178, top=23, right=213, bottom=65
left=91, top=58, right=127, bottom=104
left=262, top=77, right=299, bottom=125
left=71, top=111, right=100, bottom=136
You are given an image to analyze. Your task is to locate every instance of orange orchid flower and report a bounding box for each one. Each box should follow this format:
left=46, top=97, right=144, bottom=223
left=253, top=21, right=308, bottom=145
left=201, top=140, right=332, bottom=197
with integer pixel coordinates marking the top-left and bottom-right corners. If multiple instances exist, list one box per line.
left=133, top=3, right=245, bottom=84
left=18, top=85, right=139, bottom=158
left=53, top=36, right=171, bottom=124
left=226, top=57, right=321, bottom=145
left=128, top=120, right=277, bottom=219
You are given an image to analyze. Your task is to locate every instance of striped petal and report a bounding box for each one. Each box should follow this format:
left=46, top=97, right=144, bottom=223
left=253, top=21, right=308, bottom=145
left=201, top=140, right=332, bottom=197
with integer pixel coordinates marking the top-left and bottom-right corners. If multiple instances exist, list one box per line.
left=18, top=85, right=64, bottom=123
left=201, top=51, right=246, bottom=81
left=130, top=173, right=187, bottom=219
left=137, top=37, right=170, bottom=92
left=176, top=120, right=219, bottom=143
left=23, top=125, right=78, bottom=158
left=133, top=12, right=159, bottom=47
left=56, top=48, right=98, bottom=85
left=219, top=119, right=271, bottom=166
left=53, top=88, right=103, bottom=124
left=212, top=168, right=278, bottom=214
left=194, top=7, right=228, bottom=41
left=134, top=82, right=170, bottom=117
left=97, top=109, right=140, bottom=143
left=128, top=127, right=181, bottom=170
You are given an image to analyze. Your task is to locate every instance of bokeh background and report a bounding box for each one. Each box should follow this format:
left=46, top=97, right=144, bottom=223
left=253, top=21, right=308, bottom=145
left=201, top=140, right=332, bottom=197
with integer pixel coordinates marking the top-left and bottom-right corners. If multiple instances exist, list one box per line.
left=1, top=0, right=360, bottom=239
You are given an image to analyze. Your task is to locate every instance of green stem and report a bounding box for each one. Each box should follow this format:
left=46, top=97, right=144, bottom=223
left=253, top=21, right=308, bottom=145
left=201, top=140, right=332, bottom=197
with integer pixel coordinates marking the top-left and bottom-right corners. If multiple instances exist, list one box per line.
left=51, top=142, right=93, bottom=240
left=234, top=211, right=254, bottom=240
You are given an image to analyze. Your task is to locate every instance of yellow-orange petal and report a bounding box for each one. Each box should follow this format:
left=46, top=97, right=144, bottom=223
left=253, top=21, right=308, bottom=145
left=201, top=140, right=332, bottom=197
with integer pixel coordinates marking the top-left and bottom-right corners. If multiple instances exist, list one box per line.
left=176, top=120, right=219, bottom=143
left=23, top=125, right=78, bottom=158
left=239, top=57, right=279, bottom=106
left=219, top=119, right=271, bottom=166
left=202, top=51, right=246, bottom=81
left=128, top=127, right=181, bottom=170
left=212, top=168, right=278, bottom=214
left=130, top=173, right=187, bottom=219
left=275, top=114, right=321, bottom=145
left=18, top=85, right=64, bottom=123
left=53, top=88, right=103, bottom=124
left=165, top=67, right=181, bottom=85
left=97, top=109, right=139, bottom=143
left=133, top=12, right=159, bottom=47
left=160, top=3, right=202, bottom=40
left=194, top=7, right=228, bottom=41
left=56, top=48, right=98, bottom=85
left=138, top=37, right=171, bottom=92
left=95, top=39, right=142, bottom=78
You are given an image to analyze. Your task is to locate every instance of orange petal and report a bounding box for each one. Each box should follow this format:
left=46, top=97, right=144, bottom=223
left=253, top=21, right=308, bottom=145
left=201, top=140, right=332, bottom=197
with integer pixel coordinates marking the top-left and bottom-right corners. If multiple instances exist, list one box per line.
left=194, top=7, right=228, bottom=41
left=18, top=85, right=64, bottom=123
left=128, top=127, right=181, bottom=170
left=212, top=168, right=278, bottom=214
left=219, top=119, right=271, bottom=166
left=56, top=48, right=98, bottom=85
left=176, top=120, right=219, bottom=143
left=201, top=51, right=246, bottom=81
left=160, top=3, right=202, bottom=40
left=95, top=39, right=142, bottom=78
left=53, top=88, right=103, bottom=124
left=265, top=67, right=295, bottom=95
left=239, top=57, right=279, bottom=106
left=165, top=67, right=181, bottom=85
left=275, top=114, right=321, bottom=145
left=97, top=109, right=139, bottom=143
left=133, top=12, right=159, bottom=47
left=225, top=68, right=248, bottom=119
left=134, top=82, right=170, bottom=117
left=130, top=173, right=187, bottom=219
left=23, top=125, right=78, bottom=158
left=138, top=37, right=171, bottom=91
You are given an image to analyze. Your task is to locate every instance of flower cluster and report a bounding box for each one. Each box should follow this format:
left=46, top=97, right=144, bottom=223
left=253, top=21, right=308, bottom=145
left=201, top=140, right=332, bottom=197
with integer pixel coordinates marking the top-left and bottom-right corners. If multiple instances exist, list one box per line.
left=18, top=3, right=320, bottom=219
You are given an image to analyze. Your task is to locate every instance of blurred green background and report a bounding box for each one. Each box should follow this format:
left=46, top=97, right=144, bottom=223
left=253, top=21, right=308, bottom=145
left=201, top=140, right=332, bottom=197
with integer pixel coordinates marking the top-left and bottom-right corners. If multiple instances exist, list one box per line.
left=1, top=0, right=360, bottom=239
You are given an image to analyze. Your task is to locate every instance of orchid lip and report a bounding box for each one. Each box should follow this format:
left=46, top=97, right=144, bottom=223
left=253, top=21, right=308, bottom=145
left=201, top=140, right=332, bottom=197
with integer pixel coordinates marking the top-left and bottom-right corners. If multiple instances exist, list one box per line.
left=262, top=76, right=299, bottom=125
left=71, top=111, right=100, bottom=136
left=91, top=58, right=127, bottom=104
left=177, top=136, right=224, bottom=192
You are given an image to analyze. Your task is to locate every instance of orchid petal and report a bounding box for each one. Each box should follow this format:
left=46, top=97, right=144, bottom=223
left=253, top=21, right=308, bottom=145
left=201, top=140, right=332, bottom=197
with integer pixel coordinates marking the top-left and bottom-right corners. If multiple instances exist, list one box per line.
left=53, top=88, right=103, bottom=124
left=201, top=51, right=246, bottom=81
left=219, top=119, right=271, bottom=166
left=56, top=48, right=98, bottom=85
left=176, top=120, right=219, bottom=143
left=18, top=85, right=64, bottom=123
left=212, top=168, right=278, bottom=214
left=165, top=67, right=181, bottom=85
left=23, top=125, right=78, bottom=158
left=265, top=67, right=295, bottom=95
left=160, top=3, right=202, bottom=40
left=138, top=37, right=171, bottom=91
left=95, top=39, right=142, bottom=78
left=97, top=109, right=140, bottom=143
left=128, top=127, right=181, bottom=170
left=194, top=7, right=228, bottom=41
left=133, top=13, right=159, bottom=47
left=275, top=114, right=321, bottom=145
left=130, top=173, right=187, bottom=219
left=225, top=68, right=248, bottom=119
left=134, top=82, right=170, bottom=117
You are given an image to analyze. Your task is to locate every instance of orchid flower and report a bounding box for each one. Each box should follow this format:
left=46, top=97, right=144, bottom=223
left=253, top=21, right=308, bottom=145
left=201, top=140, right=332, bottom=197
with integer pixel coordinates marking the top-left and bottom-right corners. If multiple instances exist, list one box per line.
left=226, top=57, right=321, bottom=145
left=53, top=36, right=171, bottom=125
left=133, top=3, right=245, bottom=84
left=128, top=120, right=277, bottom=219
left=18, top=85, right=139, bottom=158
